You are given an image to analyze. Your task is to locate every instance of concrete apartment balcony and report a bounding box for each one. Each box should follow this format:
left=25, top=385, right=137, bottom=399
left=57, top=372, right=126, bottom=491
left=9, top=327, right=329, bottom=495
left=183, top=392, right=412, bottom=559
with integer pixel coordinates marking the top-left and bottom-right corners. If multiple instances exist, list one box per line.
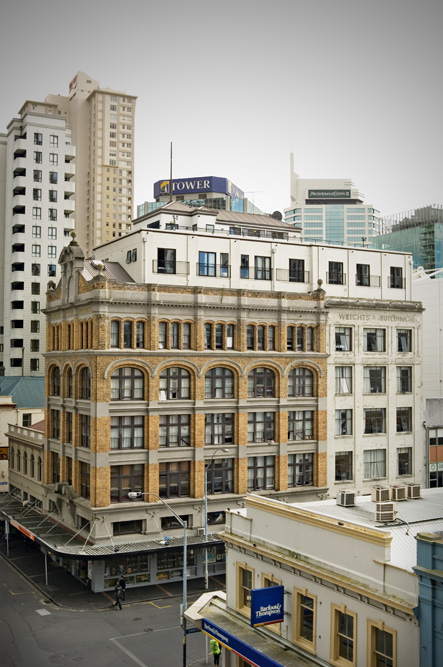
left=64, top=164, right=75, bottom=178
left=64, top=201, right=75, bottom=215
left=13, top=157, right=27, bottom=170
left=64, top=182, right=75, bottom=196
left=64, top=144, right=76, bottom=161
left=13, top=142, right=27, bottom=154
left=12, top=194, right=26, bottom=208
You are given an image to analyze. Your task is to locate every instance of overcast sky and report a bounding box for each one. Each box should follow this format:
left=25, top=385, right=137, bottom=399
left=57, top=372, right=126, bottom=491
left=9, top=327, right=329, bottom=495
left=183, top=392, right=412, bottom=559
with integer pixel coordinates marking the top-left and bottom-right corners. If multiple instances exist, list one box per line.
left=1, top=0, right=441, bottom=218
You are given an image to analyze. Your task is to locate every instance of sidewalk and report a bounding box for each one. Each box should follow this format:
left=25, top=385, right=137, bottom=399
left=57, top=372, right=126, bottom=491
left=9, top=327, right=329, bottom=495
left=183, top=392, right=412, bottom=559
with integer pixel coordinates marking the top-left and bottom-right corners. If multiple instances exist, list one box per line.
left=0, top=534, right=225, bottom=611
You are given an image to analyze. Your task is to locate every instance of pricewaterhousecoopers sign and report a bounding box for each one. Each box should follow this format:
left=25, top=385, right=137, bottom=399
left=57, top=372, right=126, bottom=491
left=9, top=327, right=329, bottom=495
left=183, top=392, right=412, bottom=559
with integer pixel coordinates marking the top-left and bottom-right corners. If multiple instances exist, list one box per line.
left=153, top=176, right=244, bottom=200
left=308, top=189, right=351, bottom=198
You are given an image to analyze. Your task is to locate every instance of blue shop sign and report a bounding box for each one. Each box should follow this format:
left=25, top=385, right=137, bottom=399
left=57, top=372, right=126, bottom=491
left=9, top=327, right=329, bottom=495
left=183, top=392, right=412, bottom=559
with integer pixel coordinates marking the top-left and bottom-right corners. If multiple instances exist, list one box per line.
left=251, top=586, right=284, bottom=627
left=202, top=618, right=284, bottom=667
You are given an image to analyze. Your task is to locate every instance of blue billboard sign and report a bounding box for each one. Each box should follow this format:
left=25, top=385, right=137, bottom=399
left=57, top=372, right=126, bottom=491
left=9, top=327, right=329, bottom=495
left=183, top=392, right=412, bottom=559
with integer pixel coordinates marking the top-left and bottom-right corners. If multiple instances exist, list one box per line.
left=251, top=586, right=284, bottom=627
left=153, top=176, right=244, bottom=200
left=202, top=619, right=284, bottom=667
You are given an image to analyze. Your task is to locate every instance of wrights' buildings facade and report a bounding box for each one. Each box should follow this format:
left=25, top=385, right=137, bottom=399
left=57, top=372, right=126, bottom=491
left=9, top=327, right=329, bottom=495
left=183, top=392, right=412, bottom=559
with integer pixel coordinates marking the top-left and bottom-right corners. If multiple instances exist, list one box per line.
left=4, top=204, right=423, bottom=591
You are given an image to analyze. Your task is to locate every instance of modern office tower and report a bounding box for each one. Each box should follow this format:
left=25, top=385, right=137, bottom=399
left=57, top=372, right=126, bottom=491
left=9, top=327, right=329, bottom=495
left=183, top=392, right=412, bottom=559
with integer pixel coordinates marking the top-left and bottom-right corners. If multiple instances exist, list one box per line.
left=46, top=71, right=136, bottom=255
left=373, top=205, right=443, bottom=274
left=2, top=203, right=422, bottom=591
left=285, top=154, right=379, bottom=246
left=137, top=175, right=265, bottom=216
left=0, top=101, right=76, bottom=375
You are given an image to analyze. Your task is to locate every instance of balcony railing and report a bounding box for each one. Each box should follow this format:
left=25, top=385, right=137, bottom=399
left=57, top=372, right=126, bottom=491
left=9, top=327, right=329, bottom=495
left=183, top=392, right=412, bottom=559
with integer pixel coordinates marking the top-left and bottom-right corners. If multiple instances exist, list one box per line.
left=355, top=274, right=381, bottom=287
left=196, top=263, right=231, bottom=278
left=276, top=269, right=310, bottom=283
left=326, top=272, right=347, bottom=285
left=152, top=260, right=189, bottom=275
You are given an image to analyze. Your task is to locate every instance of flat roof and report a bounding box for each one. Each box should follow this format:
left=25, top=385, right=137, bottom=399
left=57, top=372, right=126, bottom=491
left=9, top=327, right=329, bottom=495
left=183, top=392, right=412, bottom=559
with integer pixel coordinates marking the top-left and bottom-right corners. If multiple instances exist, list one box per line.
left=290, top=488, right=443, bottom=572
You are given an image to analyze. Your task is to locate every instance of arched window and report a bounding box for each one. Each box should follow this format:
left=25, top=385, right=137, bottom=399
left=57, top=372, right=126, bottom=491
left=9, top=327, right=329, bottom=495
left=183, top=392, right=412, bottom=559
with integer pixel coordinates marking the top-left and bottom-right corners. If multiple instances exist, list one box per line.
left=136, top=321, right=145, bottom=348
left=247, top=367, right=275, bottom=398
left=123, top=321, right=133, bottom=348
left=23, top=452, right=28, bottom=475
left=30, top=454, right=35, bottom=478
left=80, top=367, right=91, bottom=399
left=51, top=366, right=61, bottom=396
left=159, top=367, right=190, bottom=400
left=17, top=449, right=21, bottom=472
left=288, top=367, right=314, bottom=397
left=205, top=367, right=234, bottom=399
left=111, top=367, right=144, bottom=400
left=66, top=367, right=73, bottom=398
left=110, top=320, right=120, bottom=348
left=10, top=448, right=15, bottom=469
left=37, top=456, right=42, bottom=481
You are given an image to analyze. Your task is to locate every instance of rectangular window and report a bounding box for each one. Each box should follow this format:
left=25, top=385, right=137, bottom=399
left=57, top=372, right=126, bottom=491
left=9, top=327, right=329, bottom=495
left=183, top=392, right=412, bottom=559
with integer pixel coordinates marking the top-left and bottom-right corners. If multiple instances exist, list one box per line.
left=398, top=447, right=412, bottom=476
left=397, top=329, right=411, bottom=352
left=294, top=588, right=316, bottom=652
left=288, top=411, right=314, bottom=440
left=49, top=153, right=58, bottom=166
left=159, top=415, right=190, bottom=447
left=80, top=414, right=91, bottom=448
left=331, top=605, right=356, bottom=666
left=335, top=327, right=352, bottom=351
left=364, top=408, right=386, bottom=434
left=31, top=283, right=40, bottom=295
left=335, top=367, right=352, bottom=394
left=247, top=412, right=275, bottom=443
left=396, top=407, right=412, bottom=432
left=32, top=263, right=40, bottom=276
left=32, top=226, right=41, bottom=238
left=198, top=251, right=216, bottom=276
left=397, top=366, right=412, bottom=393
left=363, top=366, right=386, bottom=393
left=247, top=325, right=254, bottom=350
left=335, top=409, right=352, bottom=436
left=240, top=254, right=249, bottom=279
left=289, top=258, right=305, bottom=282
left=159, top=461, right=190, bottom=498
left=247, top=456, right=275, bottom=490
left=80, top=462, right=90, bottom=499
left=48, top=264, right=56, bottom=277
left=328, top=261, right=344, bottom=285
left=111, top=464, right=143, bottom=503
left=51, top=409, right=60, bottom=439
left=237, top=564, right=254, bottom=613
left=49, top=135, right=58, bottom=147
left=363, top=449, right=386, bottom=479
left=48, top=246, right=57, bottom=258
left=31, top=301, right=40, bottom=314
left=32, top=207, right=41, bottom=220
left=34, top=133, right=43, bottom=145
left=288, top=453, right=313, bottom=486
left=49, top=189, right=57, bottom=202
left=33, top=170, right=42, bottom=182
left=205, top=413, right=234, bottom=445
left=48, top=208, right=57, bottom=221
left=368, top=621, right=396, bottom=667
left=255, top=256, right=271, bottom=280
left=356, top=263, right=370, bottom=286
left=157, top=248, right=176, bottom=273
left=34, top=151, right=42, bottom=164
left=22, top=413, right=32, bottom=427
left=390, top=266, right=403, bottom=289
left=136, top=321, right=144, bottom=348
left=335, top=452, right=353, bottom=481
left=364, top=328, right=386, bottom=352
left=206, top=458, right=234, bottom=494
left=204, top=323, right=213, bottom=349
left=215, top=324, right=223, bottom=349
left=48, top=227, right=57, bottom=240
left=31, top=321, right=40, bottom=333
left=33, top=188, right=42, bottom=201
left=111, top=416, right=144, bottom=449
left=220, top=252, right=229, bottom=277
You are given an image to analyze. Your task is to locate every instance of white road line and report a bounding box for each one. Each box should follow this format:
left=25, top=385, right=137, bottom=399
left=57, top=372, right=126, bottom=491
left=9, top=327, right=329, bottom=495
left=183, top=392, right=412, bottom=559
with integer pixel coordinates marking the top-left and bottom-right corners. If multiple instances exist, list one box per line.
left=110, top=638, right=149, bottom=667
left=36, top=609, right=51, bottom=616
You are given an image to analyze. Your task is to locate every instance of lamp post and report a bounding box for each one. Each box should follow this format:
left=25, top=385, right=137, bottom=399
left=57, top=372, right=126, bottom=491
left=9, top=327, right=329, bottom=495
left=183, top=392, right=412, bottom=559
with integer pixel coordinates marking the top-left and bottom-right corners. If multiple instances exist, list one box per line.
left=128, top=491, right=187, bottom=667
left=204, top=448, right=229, bottom=590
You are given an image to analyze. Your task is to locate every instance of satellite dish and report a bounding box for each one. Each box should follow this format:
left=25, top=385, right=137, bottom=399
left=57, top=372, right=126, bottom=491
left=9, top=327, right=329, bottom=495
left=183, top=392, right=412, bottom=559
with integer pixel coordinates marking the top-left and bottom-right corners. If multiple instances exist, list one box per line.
left=271, top=210, right=283, bottom=220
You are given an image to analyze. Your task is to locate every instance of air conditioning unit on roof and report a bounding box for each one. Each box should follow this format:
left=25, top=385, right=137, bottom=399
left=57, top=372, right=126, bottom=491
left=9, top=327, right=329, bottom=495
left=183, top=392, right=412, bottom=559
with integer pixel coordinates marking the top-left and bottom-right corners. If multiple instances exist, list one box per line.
left=406, top=483, right=421, bottom=499
left=391, top=485, right=408, bottom=501
left=336, top=490, right=355, bottom=507
left=375, top=502, right=397, bottom=523
left=371, top=486, right=391, bottom=503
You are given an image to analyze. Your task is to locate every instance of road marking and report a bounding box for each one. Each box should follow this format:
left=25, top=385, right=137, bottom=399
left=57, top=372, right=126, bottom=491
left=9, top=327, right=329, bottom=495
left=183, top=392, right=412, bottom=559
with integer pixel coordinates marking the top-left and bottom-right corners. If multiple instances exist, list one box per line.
left=153, top=625, right=180, bottom=632
left=148, top=600, right=172, bottom=609
left=155, top=583, right=173, bottom=597
left=210, top=576, right=225, bottom=587
left=36, top=609, right=51, bottom=616
left=110, top=638, right=149, bottom=667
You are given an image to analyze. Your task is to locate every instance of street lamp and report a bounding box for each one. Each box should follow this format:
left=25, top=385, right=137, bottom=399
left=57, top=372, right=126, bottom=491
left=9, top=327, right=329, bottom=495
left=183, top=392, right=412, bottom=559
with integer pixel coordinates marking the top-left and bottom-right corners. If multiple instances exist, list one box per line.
left=128, top=491, right=188, bottom=667
left=204, top=448, right=229, bottom=590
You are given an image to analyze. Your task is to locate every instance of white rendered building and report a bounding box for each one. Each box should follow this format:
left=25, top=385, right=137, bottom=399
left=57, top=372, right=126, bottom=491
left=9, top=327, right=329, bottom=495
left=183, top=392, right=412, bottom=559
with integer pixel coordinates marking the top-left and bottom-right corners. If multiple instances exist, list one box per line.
left=46, top=71, right=136, bottom=255
left=0, top=101, right=75, bottom=374
left=285, top=154, right=379, bottom=246
left=186, top=491, right=442, bottom=667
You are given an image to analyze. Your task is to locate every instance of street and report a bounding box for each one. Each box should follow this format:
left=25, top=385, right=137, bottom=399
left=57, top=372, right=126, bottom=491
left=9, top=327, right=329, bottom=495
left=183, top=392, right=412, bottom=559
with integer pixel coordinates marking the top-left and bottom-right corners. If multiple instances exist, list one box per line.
left=0, top=557, right=210, bottom=667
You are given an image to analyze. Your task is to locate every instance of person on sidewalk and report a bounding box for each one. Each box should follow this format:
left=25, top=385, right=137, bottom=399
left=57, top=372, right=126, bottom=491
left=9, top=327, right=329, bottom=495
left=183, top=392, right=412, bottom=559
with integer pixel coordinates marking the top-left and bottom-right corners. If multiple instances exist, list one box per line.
left=113, top=583, right=123, bottom=610
left=209, top=638, right=221, bottom=665
left=118, top=575, right=126, bottom=601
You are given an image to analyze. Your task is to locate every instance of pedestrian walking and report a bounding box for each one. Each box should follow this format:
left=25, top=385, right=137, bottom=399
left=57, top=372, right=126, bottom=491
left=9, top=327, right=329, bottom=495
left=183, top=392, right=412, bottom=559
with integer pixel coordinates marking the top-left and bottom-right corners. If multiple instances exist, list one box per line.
left=118, top=575, right=126, bottom=601
left=113, top=583, right=123, bottom=610
left=209, top=638, right=221, bottom=665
